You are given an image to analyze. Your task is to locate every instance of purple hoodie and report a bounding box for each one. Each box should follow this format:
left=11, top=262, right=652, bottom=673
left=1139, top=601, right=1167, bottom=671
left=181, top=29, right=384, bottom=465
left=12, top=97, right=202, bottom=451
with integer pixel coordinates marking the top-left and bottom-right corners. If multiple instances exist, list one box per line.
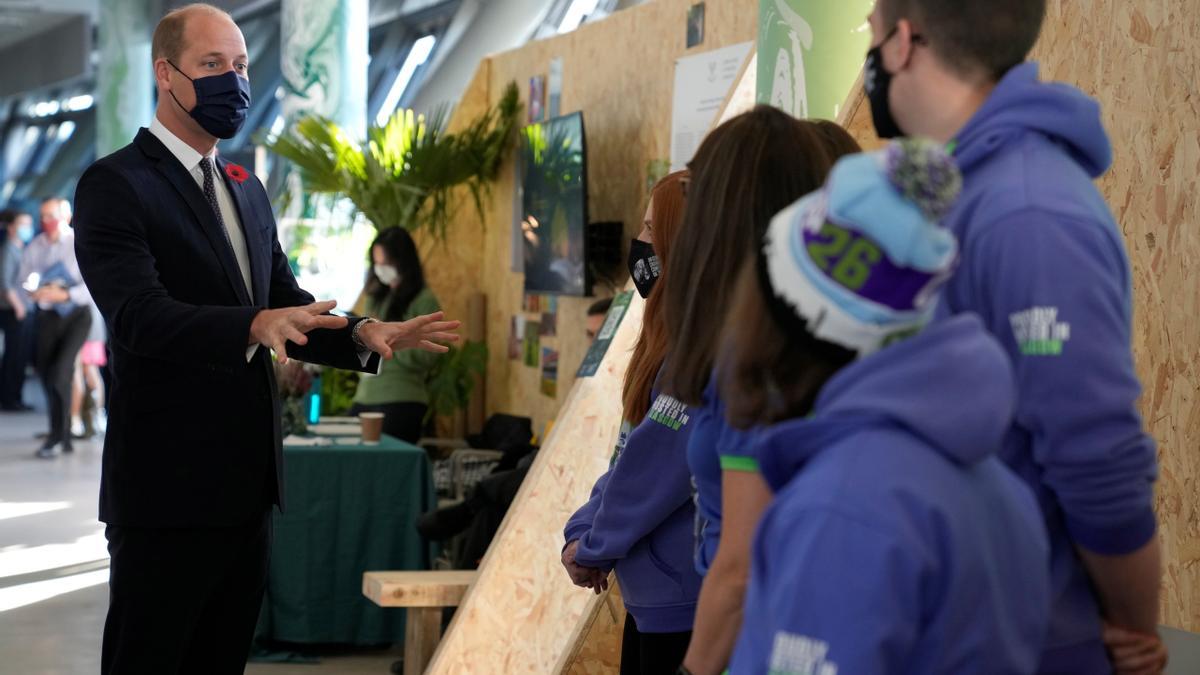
left=730, top=315, right=1050, bottom=674
left=936, top=62, right=1158, bottom=672
left=564, top=372, right=701, bottom=633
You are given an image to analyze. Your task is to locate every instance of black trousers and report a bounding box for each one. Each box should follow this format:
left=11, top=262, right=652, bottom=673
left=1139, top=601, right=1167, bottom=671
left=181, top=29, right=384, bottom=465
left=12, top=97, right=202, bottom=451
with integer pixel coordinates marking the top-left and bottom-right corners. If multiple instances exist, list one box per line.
left=34, top=306, right=91, bottom=445
left=347, top=401, right=428, bottom=444
left=102, top=511, right=272, bottom=675
left=620, top=612, right=692, bottom=675
left=0, top=307, right=32, bottom=406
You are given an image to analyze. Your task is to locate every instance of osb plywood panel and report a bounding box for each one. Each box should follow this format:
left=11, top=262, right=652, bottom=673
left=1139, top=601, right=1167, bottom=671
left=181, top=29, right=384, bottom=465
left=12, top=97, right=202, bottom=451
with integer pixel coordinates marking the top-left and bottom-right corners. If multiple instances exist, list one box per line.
left=427, top=294, right=645, bottom=674
left=557, top=582, right=625, bottom=675
left=837, top=71, right=884, bottom=151
left=1031, top=0, right=1200, bottom=631
left=460, top=0, right=759, bottom=435
left=839, top=1, right=1199, bottom=630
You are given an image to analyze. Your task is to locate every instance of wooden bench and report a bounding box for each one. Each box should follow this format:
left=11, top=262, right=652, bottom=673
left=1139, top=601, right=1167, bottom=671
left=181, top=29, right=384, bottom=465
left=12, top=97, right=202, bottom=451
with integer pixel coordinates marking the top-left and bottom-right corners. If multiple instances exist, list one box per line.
left=364, top=570, right=476, bottom=675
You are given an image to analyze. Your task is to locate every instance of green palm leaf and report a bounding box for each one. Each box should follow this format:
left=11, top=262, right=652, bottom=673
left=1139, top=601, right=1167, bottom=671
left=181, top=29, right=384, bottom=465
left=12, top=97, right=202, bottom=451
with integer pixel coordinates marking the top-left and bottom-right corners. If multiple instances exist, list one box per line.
left=261, top=81, right=521, bottom=239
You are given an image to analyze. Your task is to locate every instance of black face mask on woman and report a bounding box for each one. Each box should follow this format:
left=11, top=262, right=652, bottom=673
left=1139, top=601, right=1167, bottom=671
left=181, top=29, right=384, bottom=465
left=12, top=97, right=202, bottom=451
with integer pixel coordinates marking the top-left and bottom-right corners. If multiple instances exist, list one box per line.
left=627, top=239, right=660, bottom=299
left=168, top=61, right=252, bottom=139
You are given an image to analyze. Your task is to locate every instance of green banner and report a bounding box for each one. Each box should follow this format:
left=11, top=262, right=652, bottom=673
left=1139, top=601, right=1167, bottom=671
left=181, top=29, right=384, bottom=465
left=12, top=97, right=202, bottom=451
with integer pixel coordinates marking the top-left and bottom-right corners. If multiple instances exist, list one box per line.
left=757, top=0, right=874, bottom=121
left=576, top=291, right=634, bottom=378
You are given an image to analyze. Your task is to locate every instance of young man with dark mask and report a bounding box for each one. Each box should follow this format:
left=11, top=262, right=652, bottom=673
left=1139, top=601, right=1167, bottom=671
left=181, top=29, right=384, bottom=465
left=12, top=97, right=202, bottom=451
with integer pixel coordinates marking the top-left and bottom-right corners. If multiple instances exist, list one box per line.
left=863, top=1, right=1163, bottom=672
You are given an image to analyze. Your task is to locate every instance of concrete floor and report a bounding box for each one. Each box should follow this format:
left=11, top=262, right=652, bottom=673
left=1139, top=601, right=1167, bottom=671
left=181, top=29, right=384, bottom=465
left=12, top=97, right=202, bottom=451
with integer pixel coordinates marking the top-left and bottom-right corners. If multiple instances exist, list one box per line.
left=0, top=380, right=401, bottom=675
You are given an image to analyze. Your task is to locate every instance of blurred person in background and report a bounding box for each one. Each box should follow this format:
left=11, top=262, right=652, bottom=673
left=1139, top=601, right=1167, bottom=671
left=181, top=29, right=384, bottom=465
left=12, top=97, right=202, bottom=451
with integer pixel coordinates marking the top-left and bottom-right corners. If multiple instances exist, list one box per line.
left=0, top=208, right=35, bottom=411
left=17, top=198, right=93, bottom=457
left=71, top=301, right=108, bottom=438
left=350, top=227, right=441, bottom=444
left=585, top=296, right=612, bottom=341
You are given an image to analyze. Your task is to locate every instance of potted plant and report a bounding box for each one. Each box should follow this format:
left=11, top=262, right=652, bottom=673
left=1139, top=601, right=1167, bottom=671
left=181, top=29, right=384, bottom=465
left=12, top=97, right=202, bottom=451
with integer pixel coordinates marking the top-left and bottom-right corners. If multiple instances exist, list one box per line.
left=263, top=82, right=521, bottom=240
left=426, top=340, right=488, bottom=438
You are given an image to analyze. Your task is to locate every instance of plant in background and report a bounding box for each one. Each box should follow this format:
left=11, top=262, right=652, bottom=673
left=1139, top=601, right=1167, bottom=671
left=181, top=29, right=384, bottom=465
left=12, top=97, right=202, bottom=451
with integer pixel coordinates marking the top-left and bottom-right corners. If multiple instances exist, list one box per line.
left=426, top=340, right=488, bottom=423
left=263, top=82, right=522, bottom=241
left=520, top=118, right=585, bottom=207
left=321, top=367, right=361, bottom=417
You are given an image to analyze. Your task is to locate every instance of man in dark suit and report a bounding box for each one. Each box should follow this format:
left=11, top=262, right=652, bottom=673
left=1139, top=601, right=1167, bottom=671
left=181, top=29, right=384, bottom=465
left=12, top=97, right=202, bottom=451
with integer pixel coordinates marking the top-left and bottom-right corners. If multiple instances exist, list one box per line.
left=73, top=5, right=459, bottom=673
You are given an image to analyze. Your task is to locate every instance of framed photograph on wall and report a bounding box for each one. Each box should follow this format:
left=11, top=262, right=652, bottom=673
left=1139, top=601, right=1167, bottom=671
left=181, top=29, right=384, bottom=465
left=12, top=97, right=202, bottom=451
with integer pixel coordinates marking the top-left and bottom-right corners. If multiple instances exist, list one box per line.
left=529, top=75, right=546, bottom=123
left=687, top=3, right=706, bottom=48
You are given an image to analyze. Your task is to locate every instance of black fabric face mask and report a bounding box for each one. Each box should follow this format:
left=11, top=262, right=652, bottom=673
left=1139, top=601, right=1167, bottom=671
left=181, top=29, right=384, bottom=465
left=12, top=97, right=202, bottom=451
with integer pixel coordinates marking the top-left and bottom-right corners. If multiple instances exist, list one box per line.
left=168, top=61, right=252, bottom=140
left=864, top=26, right=914, bottom=139
left=627, top=238, right=660, bottom=299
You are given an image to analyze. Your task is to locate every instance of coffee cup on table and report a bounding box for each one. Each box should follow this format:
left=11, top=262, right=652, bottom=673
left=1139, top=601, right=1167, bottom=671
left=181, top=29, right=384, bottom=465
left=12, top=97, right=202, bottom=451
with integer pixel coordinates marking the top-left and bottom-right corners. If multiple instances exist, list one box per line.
left=359, top=412, right=384, bottom=444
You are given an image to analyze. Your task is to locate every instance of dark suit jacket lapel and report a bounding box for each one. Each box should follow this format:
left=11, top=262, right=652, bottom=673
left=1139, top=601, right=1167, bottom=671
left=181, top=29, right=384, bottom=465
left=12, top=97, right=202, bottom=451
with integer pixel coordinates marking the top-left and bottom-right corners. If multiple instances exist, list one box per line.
left=135, top=129, right=252, bottom=306
left=216, top=157, right=268, bottom=306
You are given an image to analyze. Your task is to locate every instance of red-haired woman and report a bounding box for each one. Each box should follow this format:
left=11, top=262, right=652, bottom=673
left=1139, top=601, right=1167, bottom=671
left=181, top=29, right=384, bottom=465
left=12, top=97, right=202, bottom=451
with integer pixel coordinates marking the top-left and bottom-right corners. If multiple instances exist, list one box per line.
left=561, top=171, right=698, bottom=674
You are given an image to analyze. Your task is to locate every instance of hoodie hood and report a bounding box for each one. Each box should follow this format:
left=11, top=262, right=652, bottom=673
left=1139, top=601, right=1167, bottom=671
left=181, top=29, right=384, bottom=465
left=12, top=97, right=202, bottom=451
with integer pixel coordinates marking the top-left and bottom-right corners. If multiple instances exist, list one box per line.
left=952, top=62, right=1111, bottom=178
left=756, top=314, right=1016, bottom=491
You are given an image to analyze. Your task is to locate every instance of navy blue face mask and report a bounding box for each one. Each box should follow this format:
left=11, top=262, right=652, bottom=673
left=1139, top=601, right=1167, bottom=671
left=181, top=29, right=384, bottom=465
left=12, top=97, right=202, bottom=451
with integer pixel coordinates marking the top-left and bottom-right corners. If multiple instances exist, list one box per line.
left=168, top=61, right=251, bottom=139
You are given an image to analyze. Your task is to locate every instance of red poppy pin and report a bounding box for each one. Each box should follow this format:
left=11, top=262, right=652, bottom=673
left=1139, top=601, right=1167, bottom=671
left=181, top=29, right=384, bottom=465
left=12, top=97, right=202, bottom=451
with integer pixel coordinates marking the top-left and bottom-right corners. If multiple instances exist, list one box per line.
left=225, top=163, right=249, bottom=184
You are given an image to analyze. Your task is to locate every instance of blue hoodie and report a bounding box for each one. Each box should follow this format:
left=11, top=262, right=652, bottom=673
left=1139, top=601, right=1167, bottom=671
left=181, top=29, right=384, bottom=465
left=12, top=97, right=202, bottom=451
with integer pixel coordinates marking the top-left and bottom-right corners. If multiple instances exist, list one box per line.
left=686, top=377, right=757, bottom=576
left=564, top=375, right=702, bottom=633
left=730, top=315, right=1051, bottom=675
left=937, top=62, right=1158, bottom=671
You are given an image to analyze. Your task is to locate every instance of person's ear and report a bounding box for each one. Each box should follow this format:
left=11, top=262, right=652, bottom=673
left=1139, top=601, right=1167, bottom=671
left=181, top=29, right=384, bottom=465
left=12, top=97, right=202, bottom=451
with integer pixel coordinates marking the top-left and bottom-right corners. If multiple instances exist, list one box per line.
left=154, top=59, right=172, bottom=89
left=889, top=18, right=918, bottom=71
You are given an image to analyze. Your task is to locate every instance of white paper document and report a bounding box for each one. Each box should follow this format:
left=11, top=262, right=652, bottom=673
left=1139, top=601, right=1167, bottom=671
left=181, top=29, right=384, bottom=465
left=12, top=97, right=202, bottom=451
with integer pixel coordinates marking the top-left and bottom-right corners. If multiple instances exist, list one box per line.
left=670, top=41, right=755, bottom=171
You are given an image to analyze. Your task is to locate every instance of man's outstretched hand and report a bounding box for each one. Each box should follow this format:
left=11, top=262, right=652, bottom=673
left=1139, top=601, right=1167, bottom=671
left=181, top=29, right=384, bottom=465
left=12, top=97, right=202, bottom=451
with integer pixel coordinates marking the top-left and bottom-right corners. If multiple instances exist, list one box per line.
left=250, top=300, right=349, bottom=364
left=358, top=311, right=461, bottom=360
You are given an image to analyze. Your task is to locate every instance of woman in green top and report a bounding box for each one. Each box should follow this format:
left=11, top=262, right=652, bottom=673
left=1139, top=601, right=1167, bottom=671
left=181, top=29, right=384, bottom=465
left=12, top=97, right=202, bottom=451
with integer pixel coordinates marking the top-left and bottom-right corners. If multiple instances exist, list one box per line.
left=349, top=227, right=441, bottom=443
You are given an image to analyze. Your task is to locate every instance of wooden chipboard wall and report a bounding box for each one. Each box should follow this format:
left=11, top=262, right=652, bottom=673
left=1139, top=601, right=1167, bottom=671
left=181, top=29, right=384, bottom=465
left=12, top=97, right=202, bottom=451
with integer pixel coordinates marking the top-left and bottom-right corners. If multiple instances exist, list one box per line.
left=557, top=583, right=626, bottom=674
left=423, top=0, right=759, bottom=436
left=1031, top=0, right=1200, bottom=631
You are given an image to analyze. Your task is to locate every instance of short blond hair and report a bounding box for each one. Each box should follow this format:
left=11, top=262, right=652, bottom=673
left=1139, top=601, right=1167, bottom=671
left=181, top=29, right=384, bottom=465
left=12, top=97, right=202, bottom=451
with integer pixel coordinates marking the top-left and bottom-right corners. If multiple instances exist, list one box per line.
left=152, top=3, right=233, bottom=63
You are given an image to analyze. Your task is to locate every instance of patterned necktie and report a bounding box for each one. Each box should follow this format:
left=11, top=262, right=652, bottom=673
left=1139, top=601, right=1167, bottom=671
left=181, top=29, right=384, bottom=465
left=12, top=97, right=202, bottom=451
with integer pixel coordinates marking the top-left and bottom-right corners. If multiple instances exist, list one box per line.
left=199, top=157, right=252, bottom=299
left=198, top=157, right=235, bottom=253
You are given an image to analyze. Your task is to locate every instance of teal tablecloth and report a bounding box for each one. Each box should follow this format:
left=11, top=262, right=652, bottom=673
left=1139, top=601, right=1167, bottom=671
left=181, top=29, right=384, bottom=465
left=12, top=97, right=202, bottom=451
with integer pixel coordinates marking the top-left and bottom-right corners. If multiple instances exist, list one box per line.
left=255, top=434, right=436, bottom=645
